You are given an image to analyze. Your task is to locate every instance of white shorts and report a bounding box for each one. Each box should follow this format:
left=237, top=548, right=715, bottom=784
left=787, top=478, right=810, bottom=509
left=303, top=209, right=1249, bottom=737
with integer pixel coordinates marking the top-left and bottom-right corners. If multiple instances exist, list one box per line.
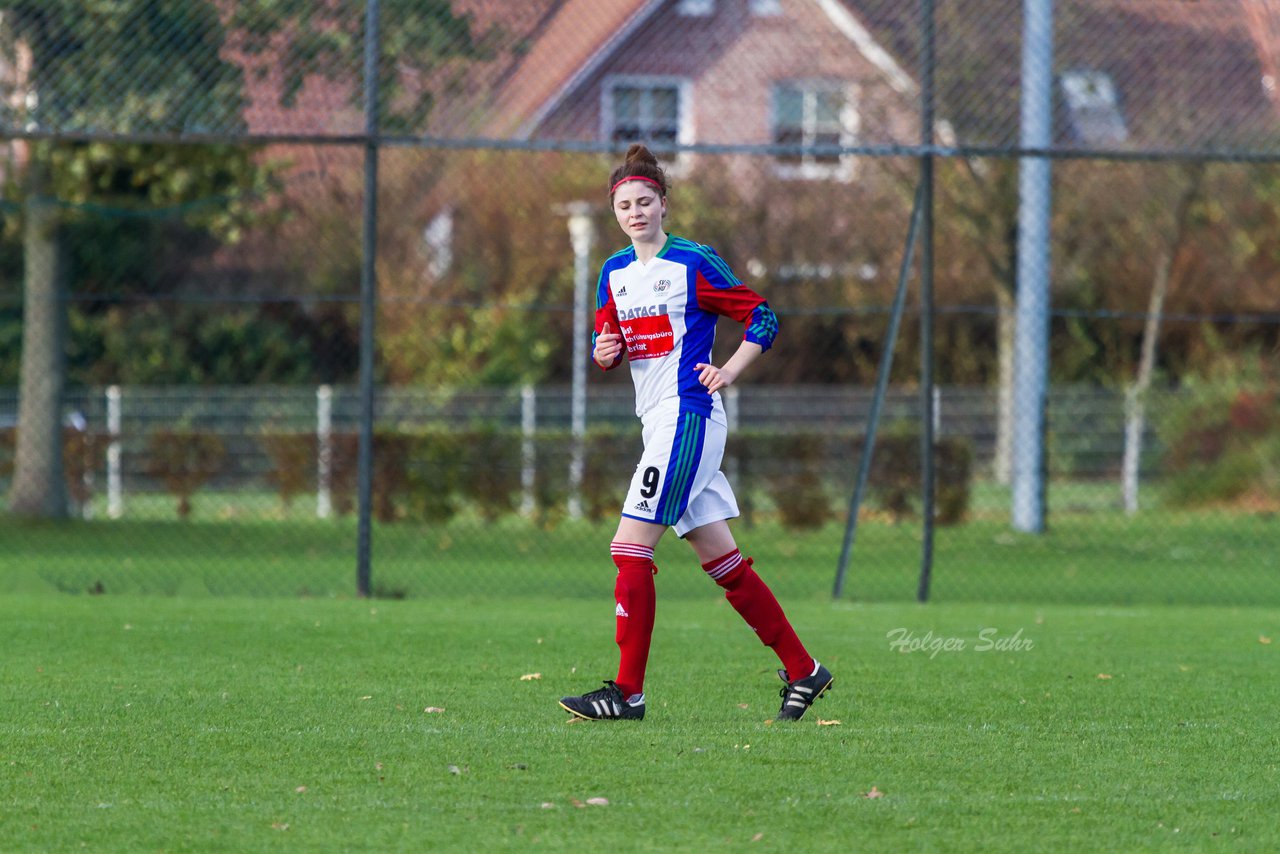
left=621, top=398, right=740, bottom=537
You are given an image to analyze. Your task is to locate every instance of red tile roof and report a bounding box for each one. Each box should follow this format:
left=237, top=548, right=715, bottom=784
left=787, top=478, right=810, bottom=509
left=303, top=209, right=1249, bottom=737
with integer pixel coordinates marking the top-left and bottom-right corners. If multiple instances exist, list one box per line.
left=480, top=0, right=659, bottom=138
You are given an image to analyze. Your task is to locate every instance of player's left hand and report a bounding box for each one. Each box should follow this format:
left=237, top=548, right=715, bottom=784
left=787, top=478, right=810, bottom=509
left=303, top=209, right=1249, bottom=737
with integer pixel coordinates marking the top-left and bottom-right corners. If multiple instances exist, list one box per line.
left=694, top=363, right=736, bottom=394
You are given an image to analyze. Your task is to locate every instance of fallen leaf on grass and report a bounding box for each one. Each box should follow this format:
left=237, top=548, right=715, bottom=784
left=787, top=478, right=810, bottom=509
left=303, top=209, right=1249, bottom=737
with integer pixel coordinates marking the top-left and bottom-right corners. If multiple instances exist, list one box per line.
left=540, top=802, right=556, bottom=809
left=294, top=786, right=307, bottom=794
left=1260, top=636, right=1272, bottom=645
left=751, top=833, right=764, bottom=842
left=360, top=695, right=373, bottom=700
left=816, top=719, right=842, bottom=726
left=447, top=765, right=463, bottom=776
left=864, top=786, right=885, bottom=799
left=424, top=707, right=445, bottom=714
left=520, top=673, right=542, bottom=681
left=1097, top=673, right=1112, bottom=680
left=737, top=704, right=750, bottom=709
left=271, top=823, right=289, bottom=831
left=585, top=797, right=609, bottom=806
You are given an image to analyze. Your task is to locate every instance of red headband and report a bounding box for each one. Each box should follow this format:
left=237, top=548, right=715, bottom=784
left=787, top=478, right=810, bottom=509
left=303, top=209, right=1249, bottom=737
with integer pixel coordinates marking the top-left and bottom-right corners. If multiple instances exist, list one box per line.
left=610, top=175, right=664, bottom=197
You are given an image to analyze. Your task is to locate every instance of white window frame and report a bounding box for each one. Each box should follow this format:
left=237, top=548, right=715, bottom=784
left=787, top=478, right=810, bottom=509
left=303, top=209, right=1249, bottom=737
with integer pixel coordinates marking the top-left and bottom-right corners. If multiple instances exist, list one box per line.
left=601, top=75, right=693, bottom=163
left=678, top=0, right=714, bottom=16
left=750, top=0, right=784, bottom=16
left=771, top=80, right=859, bottom=181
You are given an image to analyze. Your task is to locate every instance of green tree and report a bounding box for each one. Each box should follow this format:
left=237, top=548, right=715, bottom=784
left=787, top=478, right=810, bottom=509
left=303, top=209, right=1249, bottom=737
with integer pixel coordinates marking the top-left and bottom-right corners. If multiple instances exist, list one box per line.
left=1, top=1, right=266, bottom=517
left=1, top=0, right=480, bottom=517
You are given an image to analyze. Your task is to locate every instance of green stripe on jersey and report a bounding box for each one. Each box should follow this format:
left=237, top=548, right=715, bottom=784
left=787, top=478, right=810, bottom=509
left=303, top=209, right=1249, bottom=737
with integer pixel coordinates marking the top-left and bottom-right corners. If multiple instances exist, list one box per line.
left=661, top=413, right=702, bottom=526
left=673, top=237, right=739, bottom=285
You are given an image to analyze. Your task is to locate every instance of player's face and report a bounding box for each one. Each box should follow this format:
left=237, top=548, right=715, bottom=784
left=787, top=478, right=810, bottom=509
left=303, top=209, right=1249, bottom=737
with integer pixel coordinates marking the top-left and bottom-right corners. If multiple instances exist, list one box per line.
left=612, top=181, right=666, bottom=244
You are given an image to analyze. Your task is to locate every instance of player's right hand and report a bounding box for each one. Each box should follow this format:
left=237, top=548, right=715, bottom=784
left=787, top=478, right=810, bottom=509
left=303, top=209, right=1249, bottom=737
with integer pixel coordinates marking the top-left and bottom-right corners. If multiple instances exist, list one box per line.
left=594, top=322, right=623, bottom=367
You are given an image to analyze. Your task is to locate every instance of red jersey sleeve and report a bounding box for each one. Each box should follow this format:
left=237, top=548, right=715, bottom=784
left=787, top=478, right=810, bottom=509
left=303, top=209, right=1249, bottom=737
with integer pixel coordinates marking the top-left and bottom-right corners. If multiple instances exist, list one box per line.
left=593, top=267, right=624, bottom=370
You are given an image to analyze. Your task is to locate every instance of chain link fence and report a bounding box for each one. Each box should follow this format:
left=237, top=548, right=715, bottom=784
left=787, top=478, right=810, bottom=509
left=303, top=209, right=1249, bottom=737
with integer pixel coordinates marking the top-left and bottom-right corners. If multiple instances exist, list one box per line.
left=1, top=1, right=1277, bottom=603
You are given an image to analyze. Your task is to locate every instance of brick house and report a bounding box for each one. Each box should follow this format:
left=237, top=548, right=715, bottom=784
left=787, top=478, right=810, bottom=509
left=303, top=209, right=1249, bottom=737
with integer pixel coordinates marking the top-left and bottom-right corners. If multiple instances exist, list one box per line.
left=472, top=0, right=1280, bottom=158
left=478, top=0, right=922, bottom=181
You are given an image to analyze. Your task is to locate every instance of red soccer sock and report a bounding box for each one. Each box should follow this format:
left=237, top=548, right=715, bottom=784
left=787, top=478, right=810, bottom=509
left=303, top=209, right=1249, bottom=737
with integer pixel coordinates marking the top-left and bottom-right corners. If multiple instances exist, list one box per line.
left=611, top=542, right=657, bottom=698
left=703, top=549, right=813, bottom=682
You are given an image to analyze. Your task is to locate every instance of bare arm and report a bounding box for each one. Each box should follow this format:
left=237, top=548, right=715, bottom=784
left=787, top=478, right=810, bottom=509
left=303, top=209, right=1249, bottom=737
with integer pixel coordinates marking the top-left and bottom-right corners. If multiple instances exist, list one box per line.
left=694, top=340, right=763, bottom=395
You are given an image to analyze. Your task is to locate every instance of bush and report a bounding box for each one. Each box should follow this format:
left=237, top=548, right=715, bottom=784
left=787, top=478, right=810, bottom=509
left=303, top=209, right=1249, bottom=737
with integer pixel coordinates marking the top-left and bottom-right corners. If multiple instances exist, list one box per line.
left=729, top=431, right=835, bottom=531
left=0, top=426, right=109, bottom=514
left=457, top=427, right=521, bottom=522
left=1159, top=354, right=1279, bottom=509
left=260, top=433, right=316, bottom=510
left=141, top=430, right=228, bottom=519
left=867, top=426, right=973, bottom=525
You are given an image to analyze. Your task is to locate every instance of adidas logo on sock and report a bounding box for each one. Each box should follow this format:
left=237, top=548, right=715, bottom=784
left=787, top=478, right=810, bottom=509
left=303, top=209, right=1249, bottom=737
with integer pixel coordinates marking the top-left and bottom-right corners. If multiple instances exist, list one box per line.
left=633, top=499, right=651, bottom=512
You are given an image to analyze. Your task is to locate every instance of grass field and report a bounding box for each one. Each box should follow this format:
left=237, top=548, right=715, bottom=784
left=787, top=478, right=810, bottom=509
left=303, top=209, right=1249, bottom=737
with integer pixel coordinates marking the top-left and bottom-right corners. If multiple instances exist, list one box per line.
left=2, top=507, right=1277, bottom=850
left=2, top=507, right=1276, bottom=605
left=2, top=593, right=1278, bottom=851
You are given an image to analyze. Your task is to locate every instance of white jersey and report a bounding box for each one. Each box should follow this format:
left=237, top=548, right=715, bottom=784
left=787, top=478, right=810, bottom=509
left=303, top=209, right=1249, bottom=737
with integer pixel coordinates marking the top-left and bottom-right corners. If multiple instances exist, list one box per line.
left=593, top=234, right=778, bottom=418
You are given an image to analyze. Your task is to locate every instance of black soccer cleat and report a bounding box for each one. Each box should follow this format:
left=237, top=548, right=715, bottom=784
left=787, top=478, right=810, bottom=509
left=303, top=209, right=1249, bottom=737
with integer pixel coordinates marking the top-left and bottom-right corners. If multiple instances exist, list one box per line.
left=775, top=662, right=834, bottom=721
left=559, top=680, right=646, bottom=721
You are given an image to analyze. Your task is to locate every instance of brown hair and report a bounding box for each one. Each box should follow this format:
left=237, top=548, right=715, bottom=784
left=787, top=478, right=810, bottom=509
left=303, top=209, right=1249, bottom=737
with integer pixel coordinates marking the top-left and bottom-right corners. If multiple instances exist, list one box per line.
left=608, top=143, right=670, bottom=202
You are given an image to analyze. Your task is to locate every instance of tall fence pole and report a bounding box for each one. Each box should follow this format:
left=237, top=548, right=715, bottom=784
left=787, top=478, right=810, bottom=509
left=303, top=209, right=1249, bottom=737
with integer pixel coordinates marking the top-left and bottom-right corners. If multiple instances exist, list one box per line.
left=521, top=384, right=536, bottom=517
left=1012, top=0, right=1055, bottom=533
left=833, top=180, right=925, bottom=600
left=566, top=203, right=594, bottom=520
left=316, top=384, right=333, bottom=519
left=106, top=385, right=123, bottom=519
left=355, top=0, right=381, bottom=597
left=916, top=0, right=938, bottom=603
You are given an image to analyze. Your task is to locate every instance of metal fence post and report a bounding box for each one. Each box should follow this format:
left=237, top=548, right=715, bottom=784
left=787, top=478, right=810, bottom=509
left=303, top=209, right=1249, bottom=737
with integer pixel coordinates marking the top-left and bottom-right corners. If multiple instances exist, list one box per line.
left=567, top=203, right=594, bottom=520
left=106, top=385, right=123, bottom=519
left=316, top=384, right=333, bottom=519
left=355, top=0, right=381, bottom=598
left=1012, top=0, right=1055, bottom=533
left=521, top=383, right=536, bottom=517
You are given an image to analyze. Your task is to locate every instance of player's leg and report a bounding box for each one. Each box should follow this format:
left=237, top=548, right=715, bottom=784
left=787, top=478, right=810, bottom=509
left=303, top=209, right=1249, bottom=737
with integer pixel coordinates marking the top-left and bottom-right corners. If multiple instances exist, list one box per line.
left=560, top=405, right=687, bottom=721
left=684, top=518, right=815, bottom=681
left=685, top=520, right=833, bottom=720
left=608, top=516, right=664, bottom=700
left=558, top=515, right=665, bottom=721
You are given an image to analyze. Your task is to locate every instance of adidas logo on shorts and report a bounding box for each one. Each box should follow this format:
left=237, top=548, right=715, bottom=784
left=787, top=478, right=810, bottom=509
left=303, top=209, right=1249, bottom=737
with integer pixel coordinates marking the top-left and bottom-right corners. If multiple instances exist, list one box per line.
left=633, top=499, right=651, bottom=512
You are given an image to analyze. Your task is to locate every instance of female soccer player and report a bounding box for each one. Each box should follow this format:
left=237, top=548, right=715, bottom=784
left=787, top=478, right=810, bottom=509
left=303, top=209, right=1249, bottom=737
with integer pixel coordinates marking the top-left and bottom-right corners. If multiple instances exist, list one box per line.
left=558, top=144, right=833, bottom=722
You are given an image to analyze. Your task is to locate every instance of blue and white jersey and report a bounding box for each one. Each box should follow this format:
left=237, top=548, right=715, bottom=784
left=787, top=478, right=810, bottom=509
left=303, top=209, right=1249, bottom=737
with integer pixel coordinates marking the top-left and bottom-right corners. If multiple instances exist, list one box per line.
left=593, top=235, right=778, bottom=418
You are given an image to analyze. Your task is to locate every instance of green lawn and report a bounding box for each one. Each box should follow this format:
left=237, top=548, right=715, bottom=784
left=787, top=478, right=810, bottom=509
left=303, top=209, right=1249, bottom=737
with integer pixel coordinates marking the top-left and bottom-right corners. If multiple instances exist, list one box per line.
left=2, top=508, right=1276, bottom=605
left=2, top=594, right=1277, bottom=851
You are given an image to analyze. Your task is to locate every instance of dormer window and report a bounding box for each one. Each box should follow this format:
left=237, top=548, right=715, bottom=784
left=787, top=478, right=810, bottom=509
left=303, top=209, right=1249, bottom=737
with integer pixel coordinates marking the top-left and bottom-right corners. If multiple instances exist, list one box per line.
left=772, top=81, right=858, bottom=180
left=678, top=0, right=714, bottom=15
left=603, top=76, right=689, bottom=151
left=1060, top=70, right=1127, bottom=145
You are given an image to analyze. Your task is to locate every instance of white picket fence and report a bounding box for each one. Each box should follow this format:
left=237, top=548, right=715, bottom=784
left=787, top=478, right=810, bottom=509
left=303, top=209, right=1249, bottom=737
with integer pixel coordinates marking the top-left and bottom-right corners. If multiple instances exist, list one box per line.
left=1, top=383, right=1173, bottom=519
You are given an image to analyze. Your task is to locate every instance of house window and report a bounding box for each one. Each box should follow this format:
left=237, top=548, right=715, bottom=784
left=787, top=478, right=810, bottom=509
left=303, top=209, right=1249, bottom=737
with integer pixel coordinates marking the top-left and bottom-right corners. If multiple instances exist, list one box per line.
left=605, top=79, right=685, bottom=148
left=750, top=0, right=783, bottom=15
left=772, top=81, right=856, bottom=178
left=678, top=0, right=714, bottom=15
left=1060, top=70, right=1127, bottom=145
